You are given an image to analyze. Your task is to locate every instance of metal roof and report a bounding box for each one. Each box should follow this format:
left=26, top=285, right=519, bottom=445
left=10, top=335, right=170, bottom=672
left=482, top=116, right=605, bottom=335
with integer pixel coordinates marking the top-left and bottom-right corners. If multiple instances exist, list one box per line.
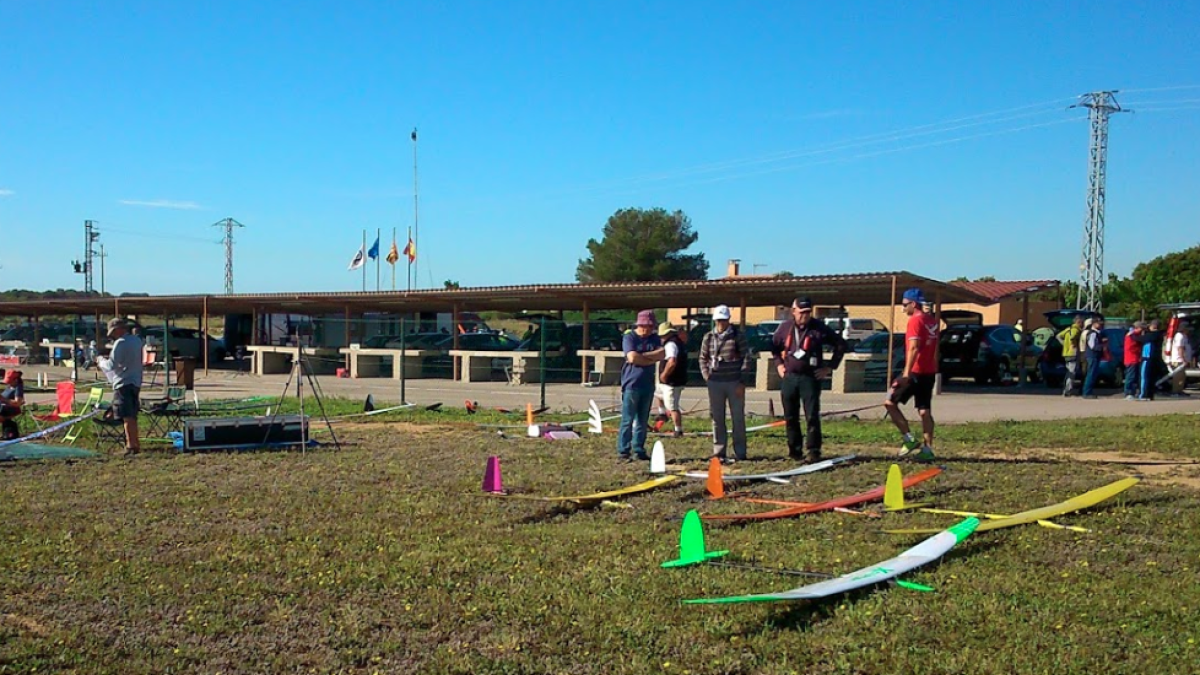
left=949, top=280, right=1060, bottom=302
left=0, top=272, right=992, bottom=317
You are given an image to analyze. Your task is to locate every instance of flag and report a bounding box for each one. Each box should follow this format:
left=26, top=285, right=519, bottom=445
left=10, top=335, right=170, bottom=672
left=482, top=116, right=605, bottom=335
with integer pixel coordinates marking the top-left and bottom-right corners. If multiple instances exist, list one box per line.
left=347, top=246, right=365, bottom=271
left=367, top=235, right=380, bottom=260
left=402, top=238, right=416, bottom=263
left=386, top=240, right=400, bottom=265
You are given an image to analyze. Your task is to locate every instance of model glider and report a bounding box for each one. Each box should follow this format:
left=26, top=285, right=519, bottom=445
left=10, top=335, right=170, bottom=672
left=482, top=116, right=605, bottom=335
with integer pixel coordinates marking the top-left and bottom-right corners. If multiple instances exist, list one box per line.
left=702, top=467, right=942, bottom=522
left=885, top=477, right=1139, bottom=534
left=683, top=454, right=856, bottom=485
left=685, top=517, right=979, bottom=604
left=661, top=509, right=729, bottom=568
left=495, top=475, right=680, bottom=506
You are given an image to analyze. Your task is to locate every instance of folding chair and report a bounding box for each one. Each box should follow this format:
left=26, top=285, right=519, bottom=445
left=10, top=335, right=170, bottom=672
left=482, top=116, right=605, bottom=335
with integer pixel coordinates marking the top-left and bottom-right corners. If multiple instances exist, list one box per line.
left=90, top=414, right=129, bottom=452
left=32, top=381, right=77, bottom=424
left=63, top=387, right=107, bottom=446
left=144, top=386, right=192, bottom=436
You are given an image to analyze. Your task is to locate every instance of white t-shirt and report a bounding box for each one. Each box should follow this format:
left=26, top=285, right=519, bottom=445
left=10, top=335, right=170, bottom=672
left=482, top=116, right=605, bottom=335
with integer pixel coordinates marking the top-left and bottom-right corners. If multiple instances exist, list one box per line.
left=1170, top=333, right=1193, bottom=365
left=664, top=341, right=680, bottom=360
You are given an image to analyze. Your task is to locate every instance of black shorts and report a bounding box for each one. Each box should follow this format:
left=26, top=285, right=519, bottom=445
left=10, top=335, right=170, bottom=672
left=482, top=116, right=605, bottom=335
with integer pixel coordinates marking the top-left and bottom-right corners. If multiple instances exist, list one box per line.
left=112, top=386, right=141, bottom=420
left=890, top=374, right=936, bottom=410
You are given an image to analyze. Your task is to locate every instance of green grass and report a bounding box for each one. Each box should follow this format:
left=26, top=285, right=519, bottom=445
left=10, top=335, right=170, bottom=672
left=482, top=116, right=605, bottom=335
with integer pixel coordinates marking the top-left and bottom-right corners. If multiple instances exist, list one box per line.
left=2, top=409, right=1199, bottom=674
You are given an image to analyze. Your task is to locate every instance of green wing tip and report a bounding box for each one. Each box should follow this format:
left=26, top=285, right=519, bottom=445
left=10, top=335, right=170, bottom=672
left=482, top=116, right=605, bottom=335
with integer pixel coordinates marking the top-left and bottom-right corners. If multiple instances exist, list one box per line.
left=896, top=579, right=936, bottom=593
left=948, top=517, right=981, bottom=542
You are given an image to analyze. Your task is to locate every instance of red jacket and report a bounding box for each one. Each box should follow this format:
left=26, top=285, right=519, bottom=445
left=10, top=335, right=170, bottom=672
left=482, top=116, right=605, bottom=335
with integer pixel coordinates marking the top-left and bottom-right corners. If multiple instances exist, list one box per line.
left=1124, top=331, right=1141, bottom=367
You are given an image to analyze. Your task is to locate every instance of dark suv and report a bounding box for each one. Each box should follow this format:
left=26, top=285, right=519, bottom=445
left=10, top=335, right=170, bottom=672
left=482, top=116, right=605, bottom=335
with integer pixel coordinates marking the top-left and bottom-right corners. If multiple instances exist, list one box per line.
left=939, top=311, right=1041, bottom=384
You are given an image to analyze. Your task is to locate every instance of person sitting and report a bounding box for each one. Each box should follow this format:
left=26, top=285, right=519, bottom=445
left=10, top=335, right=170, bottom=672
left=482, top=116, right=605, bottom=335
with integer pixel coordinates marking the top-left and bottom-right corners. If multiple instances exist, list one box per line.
left=0, top=369, right=25, bottom=440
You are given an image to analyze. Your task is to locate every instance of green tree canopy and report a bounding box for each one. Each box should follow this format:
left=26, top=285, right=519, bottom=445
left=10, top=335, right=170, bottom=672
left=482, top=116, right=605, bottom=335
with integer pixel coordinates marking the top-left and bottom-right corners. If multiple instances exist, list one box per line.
left=576, top=208, right=709, bottom=283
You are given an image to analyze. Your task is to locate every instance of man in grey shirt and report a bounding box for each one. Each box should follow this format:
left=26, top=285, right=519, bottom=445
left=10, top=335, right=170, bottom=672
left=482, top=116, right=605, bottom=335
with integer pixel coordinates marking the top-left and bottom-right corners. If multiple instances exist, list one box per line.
left=700, top=305, right=752, bottom=463
left=105, top=318, right=144, bottom=454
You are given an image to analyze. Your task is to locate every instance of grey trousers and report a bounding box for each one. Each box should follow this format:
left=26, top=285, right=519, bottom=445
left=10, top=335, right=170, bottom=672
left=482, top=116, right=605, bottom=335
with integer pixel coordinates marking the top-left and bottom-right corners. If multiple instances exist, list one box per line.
left=707, top=379, right=747, bottom=460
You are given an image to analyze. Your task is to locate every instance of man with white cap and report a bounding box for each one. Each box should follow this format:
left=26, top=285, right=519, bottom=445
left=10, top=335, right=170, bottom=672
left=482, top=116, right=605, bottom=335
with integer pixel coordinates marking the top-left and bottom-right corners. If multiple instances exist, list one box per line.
left=102, top=317, right=145, bottom=455
left=617, top=309, right=666, bottom=462
left=700, top=305, right=752, bottom=463
left=769, top=297, right=847, bottom=463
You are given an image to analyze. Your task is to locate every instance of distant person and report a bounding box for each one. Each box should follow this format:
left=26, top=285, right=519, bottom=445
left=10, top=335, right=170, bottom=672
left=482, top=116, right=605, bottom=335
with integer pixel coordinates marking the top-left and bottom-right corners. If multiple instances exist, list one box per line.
left=1168, top=322, right=1193, bottom=396
left=617, top=310, right=665, bottom=462
left=1124, top=322, right=1146, bottom=400
left=700, top=305, right=751, bottom=464
left=1081, top=317, right=1107, bottom=399
left=1, top=369, right=26, bottom=406
left=654, top=322, right=689, bottom=438
left=1135, top=319, right=1165, bottom=400
left=101, top=318, right=144, bottom=455
left=883, top=288, right=939, bottom=462
left=1056, top=315, right=1085, bottom=397
left=1014, top=319, right=1024, bottom=334
left=770, top=297, right=847, bottom=463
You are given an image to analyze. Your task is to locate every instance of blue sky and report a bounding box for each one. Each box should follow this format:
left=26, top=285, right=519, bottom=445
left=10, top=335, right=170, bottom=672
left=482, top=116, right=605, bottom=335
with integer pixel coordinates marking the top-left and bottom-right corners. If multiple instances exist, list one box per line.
left=2, top=1, right=1198, bottom=296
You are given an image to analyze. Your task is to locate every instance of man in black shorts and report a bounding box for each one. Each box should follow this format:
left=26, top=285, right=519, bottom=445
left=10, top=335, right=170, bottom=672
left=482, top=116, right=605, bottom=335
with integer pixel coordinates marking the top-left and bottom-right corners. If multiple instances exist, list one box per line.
left=884, top=288, right=938, bottom=462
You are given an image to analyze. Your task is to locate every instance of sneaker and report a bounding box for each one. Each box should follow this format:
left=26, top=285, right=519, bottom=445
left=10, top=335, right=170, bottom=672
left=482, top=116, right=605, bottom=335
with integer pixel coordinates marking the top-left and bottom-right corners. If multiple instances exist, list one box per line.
left=672, top=429, right=684, bottom=438
left=719, top=457, right=737, bottom=466
left=617, top=454, right=633, bottom=463
left=898, top=438, right=921, bottom=457
left=913, top=446, right=936, bottom=463
left=804, top=450, right=822, bottom=464
left=634, top=452, right=650, bottom=461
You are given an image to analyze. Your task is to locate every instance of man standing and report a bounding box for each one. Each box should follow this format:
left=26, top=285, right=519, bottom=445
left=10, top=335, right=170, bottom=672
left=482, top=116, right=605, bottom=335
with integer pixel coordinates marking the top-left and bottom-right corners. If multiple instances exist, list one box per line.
left=1056, top=315, right=1085, bottom=397
left=1123, top=322, right=1146, bottom=400
left=1081, top=317, right=1107, bottom=399
left=1136, top=319, right=1166, bottom=400
left=700, top=305, right=751, bottom=463
left=1168, top=322, right=1193, bottom=396
left=104, top=318, right=144, bottom=455
left=884, top=289, right=939, bottom=462
left=618, top=310, right=665, bottom=462
left=656, top=322, right=688, bottom=438
left=770, top=298, right=847, bottom=463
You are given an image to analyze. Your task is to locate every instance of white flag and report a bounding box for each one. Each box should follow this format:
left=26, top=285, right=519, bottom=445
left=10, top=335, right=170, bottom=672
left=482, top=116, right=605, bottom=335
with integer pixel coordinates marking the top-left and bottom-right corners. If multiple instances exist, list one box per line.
left=347, top=246, right=366, bottom=271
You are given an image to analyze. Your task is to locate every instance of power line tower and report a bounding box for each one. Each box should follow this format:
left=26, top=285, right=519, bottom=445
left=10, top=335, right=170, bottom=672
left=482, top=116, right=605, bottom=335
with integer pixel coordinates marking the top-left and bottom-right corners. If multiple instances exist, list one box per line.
left=212, top=218, right=245, bottom=294
left=1070, top=91, right=1129, bottom=312
left=71, top=220, right=101, bottom=293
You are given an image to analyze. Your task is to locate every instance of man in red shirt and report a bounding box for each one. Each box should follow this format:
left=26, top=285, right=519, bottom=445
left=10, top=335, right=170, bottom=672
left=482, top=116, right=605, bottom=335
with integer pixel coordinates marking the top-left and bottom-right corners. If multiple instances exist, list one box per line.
left=883, top=288, right=938, bottom=462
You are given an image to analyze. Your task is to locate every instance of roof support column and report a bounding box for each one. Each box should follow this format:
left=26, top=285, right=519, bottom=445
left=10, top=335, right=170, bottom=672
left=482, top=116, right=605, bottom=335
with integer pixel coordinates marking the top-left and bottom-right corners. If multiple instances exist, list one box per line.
left=886, top=275, right=898, bottom=388
left=32, top=315, right=40, bottom=363
left=344, top=306, right=352, bottom=371
left=251, top=308, right=259, bottom=347
left=202, top=297, right=209, bottom=376
left=452, top=303, right=460, bottom=381
left=933, top=291, right=943, bottom=396
left=739, top=296, right=747, bottom=329
left=1018, top=293, right=1030, bottom=386
left=581, top=301, right=590, bottom=384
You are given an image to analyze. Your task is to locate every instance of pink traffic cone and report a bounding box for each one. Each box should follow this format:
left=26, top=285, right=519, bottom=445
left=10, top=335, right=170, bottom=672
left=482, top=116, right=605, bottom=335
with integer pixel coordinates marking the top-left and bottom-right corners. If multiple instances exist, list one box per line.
left=483, top=456, right=504, bottom=493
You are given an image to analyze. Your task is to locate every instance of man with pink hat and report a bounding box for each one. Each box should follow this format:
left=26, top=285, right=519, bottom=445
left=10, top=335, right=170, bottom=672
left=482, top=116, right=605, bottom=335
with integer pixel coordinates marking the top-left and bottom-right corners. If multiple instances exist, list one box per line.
left=618, top=309, right=666, bottom=461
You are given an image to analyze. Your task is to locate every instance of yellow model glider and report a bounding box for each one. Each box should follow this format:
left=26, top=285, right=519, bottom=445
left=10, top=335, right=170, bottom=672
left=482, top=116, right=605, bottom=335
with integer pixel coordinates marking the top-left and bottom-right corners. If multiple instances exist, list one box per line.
left=499, top=475, right=680, bottom=505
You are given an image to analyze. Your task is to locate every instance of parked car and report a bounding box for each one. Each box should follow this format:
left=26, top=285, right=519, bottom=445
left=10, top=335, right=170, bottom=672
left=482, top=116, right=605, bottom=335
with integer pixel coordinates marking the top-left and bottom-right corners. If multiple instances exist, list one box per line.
left=824, top=317, right=889, bottom=346
left=856, top=332, right=907, bottom=387
left=506, top=321, right=624, bottom=381
left=1037, top=310, right=1124, bottom=388
left=938, top=311, right=1041, bottom=384
left=141, top=327, right=227, bottom=361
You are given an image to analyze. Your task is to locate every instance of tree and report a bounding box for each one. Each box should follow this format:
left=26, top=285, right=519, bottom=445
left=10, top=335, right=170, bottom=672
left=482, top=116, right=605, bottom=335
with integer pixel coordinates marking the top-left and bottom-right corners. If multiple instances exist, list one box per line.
left=443, top=280, right=461, bottom=290
left=576, top=208, right=709, bottom=283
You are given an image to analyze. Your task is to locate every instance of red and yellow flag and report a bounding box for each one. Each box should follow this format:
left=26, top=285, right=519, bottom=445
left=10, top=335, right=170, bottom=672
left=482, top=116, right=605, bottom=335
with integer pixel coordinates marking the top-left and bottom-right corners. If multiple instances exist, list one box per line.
left=386, top=240, right=400, bottom=265
left=401, top=239, right=416, bottom=263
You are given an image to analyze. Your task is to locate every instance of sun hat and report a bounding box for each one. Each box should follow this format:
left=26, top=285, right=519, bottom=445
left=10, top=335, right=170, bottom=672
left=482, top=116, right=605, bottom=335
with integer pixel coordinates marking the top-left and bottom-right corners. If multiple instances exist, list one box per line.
left=636, top=310, right=657, bottom=327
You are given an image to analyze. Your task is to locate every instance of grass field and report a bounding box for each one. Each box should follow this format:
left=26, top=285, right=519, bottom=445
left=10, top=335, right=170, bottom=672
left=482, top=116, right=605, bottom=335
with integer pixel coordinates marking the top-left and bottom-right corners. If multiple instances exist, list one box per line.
left=3, top=404, right=1199, bottom=674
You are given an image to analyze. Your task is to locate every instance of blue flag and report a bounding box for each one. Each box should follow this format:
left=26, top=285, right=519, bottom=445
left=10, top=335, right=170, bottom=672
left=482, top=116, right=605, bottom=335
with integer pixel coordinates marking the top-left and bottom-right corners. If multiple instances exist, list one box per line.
left=367, top=236, right=380, bottom=260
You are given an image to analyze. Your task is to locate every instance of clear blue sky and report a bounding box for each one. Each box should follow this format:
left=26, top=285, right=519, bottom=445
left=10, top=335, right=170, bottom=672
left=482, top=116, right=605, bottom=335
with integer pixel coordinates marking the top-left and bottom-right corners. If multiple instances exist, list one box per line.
left=2, top=1, right=1198, bottom=296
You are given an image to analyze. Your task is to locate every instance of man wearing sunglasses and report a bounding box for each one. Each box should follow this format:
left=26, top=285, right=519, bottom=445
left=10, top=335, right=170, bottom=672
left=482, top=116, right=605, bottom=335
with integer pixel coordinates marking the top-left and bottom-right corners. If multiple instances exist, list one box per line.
left=883, top=288, right=938, bottom=462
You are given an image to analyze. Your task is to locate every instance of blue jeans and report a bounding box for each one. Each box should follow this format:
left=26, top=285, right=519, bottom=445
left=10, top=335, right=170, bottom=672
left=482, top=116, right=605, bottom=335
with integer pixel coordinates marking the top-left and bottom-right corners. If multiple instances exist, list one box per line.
left=1082, top=355, right=1100, bottom=397
left=1124, top=364, right=1140, bottom=397
left=1139, top=360, right=1154, bottom=400
left=618, top=385, right=655, bottom=457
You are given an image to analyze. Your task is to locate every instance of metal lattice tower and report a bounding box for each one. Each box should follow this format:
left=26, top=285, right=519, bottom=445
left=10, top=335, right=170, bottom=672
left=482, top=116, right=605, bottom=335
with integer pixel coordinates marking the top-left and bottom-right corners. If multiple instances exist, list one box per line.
left=212, top=218, right=245, bottom=294
left=1070, top=91, right=1129, bottom=312
left=74, top=220, right=101, bottom=294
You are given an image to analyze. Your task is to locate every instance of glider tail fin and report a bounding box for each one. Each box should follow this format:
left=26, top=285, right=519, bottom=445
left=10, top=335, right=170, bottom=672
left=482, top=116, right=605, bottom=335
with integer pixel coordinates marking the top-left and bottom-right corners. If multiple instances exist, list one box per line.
left=650, top=440, right=666, bottom=474
left=706, top=457, right=725, bottom=499
left=661, top=509, right=729, bottom=568
left=482, top=455, right=504, bottom=494
left=526, top=403, right=534, bottom=427
left=883, top=463, right=906, bottom=510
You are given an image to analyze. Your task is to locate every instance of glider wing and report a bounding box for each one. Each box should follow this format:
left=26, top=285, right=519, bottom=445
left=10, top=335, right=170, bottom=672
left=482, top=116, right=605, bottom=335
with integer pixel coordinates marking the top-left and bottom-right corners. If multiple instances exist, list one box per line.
left=501, top=475, right=679, bottom=505
left=702, top=468, right=942, bottom=522
left=682, top=455, right=856, bottom=482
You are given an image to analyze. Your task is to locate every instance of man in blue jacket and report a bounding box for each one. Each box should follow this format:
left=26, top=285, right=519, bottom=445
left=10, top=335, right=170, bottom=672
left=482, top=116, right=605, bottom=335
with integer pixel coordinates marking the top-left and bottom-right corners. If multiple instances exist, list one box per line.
left=618, top=310, right=665, bottom=462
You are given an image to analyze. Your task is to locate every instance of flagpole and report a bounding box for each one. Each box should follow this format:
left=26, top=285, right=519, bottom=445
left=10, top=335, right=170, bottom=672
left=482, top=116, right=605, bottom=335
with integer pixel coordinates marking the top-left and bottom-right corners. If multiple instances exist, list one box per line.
left=391, top=227, right=397, bottom=291
left=411, top=127, right=419, bottom=290
left=361, top=229, right=366, bottom=292
left=375, top=228, right=381, bottom=292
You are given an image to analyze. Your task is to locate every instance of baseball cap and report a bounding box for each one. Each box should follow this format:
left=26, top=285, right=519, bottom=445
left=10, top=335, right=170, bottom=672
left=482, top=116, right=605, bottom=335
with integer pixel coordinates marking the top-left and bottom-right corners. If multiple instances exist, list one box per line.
left=657, top=321, right=677, bottom=337
left=106, top=317, right=129, bottom=336
left=792, top=297, right=813, bottom=312
left=636, top=310, right=657, bottom=327
left=902, top=288, right=925, bottom=305
left=713, top=305, right=732, bottom=321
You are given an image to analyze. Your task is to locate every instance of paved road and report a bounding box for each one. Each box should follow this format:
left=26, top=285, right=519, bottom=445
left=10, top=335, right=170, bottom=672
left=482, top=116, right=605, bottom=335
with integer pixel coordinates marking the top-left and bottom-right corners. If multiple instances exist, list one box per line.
left=31, top=365, right=1199, bottom=424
